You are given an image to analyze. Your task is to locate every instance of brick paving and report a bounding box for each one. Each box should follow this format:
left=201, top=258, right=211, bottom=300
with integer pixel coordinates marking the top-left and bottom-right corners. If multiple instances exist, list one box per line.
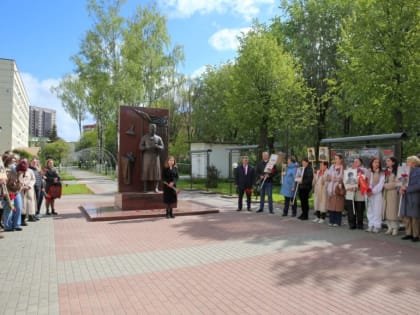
left=1, top=169, right=419, bottom=315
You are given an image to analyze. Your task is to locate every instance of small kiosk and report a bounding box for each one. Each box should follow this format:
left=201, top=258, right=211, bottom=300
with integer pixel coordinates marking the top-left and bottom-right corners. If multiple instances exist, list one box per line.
left=320, top=133, right=407, bottom=166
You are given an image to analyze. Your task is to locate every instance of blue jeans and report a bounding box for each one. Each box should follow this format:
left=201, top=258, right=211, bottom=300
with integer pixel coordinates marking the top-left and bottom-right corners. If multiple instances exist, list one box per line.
left=328, top=211, right=342, bottom=226
left=259, top=182, right=273, bottom=212
left=2, top=193, right=21, bottom=230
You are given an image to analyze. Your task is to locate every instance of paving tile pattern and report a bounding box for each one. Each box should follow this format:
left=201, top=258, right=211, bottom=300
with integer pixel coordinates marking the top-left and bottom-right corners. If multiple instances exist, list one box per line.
left=1, top=169, right=419, bottom=315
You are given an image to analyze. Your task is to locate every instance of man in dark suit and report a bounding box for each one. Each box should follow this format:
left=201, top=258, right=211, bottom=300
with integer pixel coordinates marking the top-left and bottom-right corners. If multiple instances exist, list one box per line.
left=234, top=156, right=255, bottom=211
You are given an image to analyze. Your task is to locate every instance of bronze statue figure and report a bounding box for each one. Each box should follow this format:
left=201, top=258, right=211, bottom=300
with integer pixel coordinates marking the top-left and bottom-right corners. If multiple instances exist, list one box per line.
left=139, top=123, right=164, bottom=192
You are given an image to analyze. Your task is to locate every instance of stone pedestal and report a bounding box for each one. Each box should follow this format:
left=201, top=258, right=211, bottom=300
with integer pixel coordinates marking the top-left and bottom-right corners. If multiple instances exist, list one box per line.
left=115, top=192, right=177, bottom=211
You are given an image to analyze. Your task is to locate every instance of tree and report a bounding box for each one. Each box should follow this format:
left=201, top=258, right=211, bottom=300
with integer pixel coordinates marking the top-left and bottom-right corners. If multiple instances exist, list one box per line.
left=121, top=3, right=184, bottom=106
left=48, top=124, right=60, bottom=142
left=76, top=130, right=97, bottom=151
left=191, top=64, right=239, bottom=143
left=336, top=0, right=419, bottom=134
left=273, top=0, right=353, bottom=144
left=41, top=140, right=71, bottom=165
left=51, top=74, right=88, bottom=137
left=233, top=24, right=312, bottom=152
left=70, top=0, right=185, bottom=161
left=72, top=0, right=125, bottom=164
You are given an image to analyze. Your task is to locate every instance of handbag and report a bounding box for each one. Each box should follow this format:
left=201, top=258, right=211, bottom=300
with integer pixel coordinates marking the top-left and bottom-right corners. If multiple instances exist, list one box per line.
left=334, top=183, right=346, bottom=196
left=47, top=184, right=62, bottom=199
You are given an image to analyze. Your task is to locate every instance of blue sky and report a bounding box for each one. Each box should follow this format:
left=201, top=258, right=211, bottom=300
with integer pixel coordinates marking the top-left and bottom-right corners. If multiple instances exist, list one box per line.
left=0, top=0, right=278, bottom=141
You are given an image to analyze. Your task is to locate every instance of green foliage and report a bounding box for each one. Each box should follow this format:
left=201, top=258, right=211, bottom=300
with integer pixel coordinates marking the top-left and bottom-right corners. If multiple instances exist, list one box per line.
left=276, top=0, right=353, bottom=143
left=233, top=24, right=313, bottom=152
left=53, top=0, right=419, bottom=162
left=121, top=3, right=184, bottom=106
left=41, top=140, right=71, bottom=165
left=104, top=120, right=118, bottom=158
left=191, top=64, right=238, bottom=142
left=51, top=74, right=88, bottom=137
left=67, top=0, right=184, bottom=161
left=335, top=0, right=420, bottom=135
left=76, top=130, right=97, bottom=151
left=48, top=125, right=60, bottom=142
left=206, top=165, right=220, bottom=188
left=169, top=129, right=189, bottom=161
left=12, top=149, right=34, bottom=160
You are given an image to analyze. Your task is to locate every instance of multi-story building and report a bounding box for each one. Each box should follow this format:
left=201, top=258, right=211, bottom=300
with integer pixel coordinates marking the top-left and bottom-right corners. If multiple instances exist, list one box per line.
left=0, top=58, right=29, bottom=153
left=29, top=106, right=56, bottom=140
left=82, top=123, right=96, bottom=133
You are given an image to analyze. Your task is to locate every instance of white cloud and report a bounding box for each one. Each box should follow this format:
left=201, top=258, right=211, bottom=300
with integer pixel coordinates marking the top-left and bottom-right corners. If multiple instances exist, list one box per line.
left=190, top=66, right=208, bottom=78
left=209, top=27, right=251, bottom=51
left=159, top=0, right=274, bottom=21
left=21, top=73, right=82, bottom=142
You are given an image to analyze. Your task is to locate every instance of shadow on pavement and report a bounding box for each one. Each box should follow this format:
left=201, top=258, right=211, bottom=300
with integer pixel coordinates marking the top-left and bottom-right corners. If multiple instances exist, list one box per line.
left=270, top=237, right=420, bottom=295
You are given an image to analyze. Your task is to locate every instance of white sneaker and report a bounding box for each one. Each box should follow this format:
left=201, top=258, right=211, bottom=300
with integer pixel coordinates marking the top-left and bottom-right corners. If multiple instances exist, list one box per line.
left=318, top=219, right=325, bottom=224
left=365, top=226, right=373, bottom=232
left=328, top=223, right=333, bottom=227
left=333, top=224, right=338, bottom=227
left=385, top=228, right=392, bottom=235
left=313, top=218, right=320, bottom=223
left=372, top=228, right=380, bottom=233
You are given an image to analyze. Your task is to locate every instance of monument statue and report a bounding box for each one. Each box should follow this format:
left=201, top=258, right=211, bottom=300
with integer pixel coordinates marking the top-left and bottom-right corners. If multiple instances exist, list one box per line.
left=139, top=123, right=164, bottom=192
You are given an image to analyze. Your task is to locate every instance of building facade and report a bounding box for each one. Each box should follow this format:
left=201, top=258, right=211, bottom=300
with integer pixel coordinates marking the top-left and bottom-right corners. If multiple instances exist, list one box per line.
left=29, top=105, right=56, bottom=139
left=0, top=58, right=29, bottom=153
left=82, top=123, right=96, bottom=133
left=190, top=142, right=241, bottom=179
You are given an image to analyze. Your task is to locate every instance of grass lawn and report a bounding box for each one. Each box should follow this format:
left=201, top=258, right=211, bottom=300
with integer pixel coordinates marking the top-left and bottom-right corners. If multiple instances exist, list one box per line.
left=61, top=183, right=93, bottom=195
left=59, top=170, right=76, bottom=181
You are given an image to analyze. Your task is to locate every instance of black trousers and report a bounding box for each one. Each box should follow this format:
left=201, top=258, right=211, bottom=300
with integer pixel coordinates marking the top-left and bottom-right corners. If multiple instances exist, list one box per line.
left=283, top=196, right=297, bottom=216
left=345, top=199, right=365, bottom=229
left=34, top=186, right=44, bottom=214
left=299, top=189, right=311, bottom=219
left=238, top=187, right=251, bottom=210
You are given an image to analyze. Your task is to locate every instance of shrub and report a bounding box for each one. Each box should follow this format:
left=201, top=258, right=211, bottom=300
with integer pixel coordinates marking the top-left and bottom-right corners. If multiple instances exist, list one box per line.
left=206, top=165, right=219, bottom=188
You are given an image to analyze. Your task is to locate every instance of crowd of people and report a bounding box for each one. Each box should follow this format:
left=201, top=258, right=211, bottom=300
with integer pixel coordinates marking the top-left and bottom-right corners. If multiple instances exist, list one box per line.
left=3, top=149, right=419, bottom=243
left=235, top=152, right=420, bottom=243
left=0, top=151, right=61, bottom=238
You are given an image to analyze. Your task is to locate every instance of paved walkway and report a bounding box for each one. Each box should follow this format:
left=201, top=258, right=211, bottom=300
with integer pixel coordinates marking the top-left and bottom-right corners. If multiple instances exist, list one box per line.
left=1, top=169, right=419, bottom=315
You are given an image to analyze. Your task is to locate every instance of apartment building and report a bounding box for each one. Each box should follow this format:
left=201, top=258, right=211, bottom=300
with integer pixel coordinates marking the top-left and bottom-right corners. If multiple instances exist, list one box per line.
left=0, top=58, right=29, bottom=153
left=29, top=105, right=56, bottom=140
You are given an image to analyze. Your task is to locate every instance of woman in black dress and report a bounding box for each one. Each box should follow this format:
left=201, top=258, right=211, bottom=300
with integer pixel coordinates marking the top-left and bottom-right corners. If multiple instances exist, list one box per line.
left=162, top=156, right=179, bottom=218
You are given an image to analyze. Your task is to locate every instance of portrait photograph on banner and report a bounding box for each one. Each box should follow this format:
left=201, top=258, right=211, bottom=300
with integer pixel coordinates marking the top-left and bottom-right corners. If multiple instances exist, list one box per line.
left=295, top=167, right=304, bottom=182
left=307, top=147, right=316, bottom=161
left=319, top=146, right=329, bottom=161
left=397, top=165, right=410, bottom=187
left=264, top=154, right=279, bottom=173
left=344, top=168, right=358, bottom=189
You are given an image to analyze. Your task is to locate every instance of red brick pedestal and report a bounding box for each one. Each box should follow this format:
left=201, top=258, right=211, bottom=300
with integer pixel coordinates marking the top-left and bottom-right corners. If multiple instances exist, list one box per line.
left=115, top=192, right=176, bottom=210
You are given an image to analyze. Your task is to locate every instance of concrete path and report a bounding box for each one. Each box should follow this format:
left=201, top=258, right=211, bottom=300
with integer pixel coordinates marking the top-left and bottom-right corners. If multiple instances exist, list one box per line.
left=0, top=169, right=419, bottom=314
